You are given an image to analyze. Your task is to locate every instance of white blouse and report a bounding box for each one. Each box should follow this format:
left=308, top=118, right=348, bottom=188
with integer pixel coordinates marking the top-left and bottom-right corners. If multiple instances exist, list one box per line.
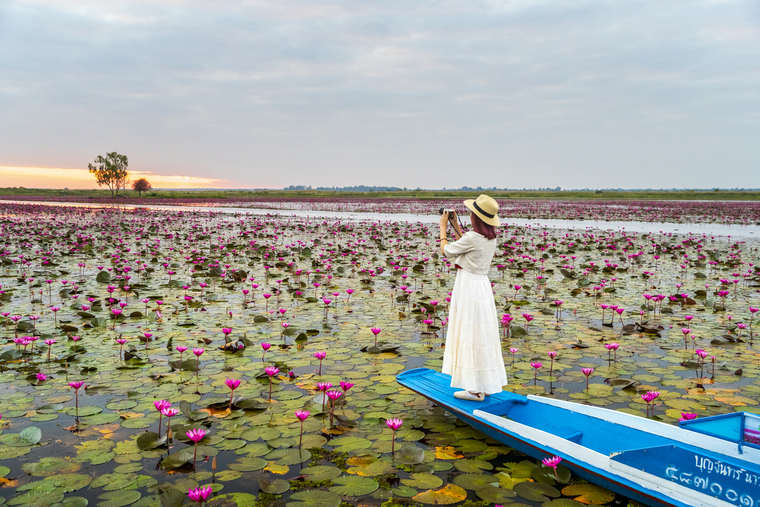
left=443, top=231, right=496, bottom=275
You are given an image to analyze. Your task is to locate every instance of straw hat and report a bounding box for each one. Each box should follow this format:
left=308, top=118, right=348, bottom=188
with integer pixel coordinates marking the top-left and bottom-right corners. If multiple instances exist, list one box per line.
left=464, top=194, right=500, bottom=226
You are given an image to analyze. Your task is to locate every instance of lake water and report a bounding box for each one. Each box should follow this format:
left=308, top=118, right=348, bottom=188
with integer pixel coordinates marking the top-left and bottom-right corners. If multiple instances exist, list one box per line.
left=1, top=199, right=758, bottom=238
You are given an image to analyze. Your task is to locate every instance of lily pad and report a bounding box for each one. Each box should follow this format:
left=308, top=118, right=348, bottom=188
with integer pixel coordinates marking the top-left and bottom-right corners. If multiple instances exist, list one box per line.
left=285, top=490, right=341, bottom=507
left=514, top=481, right=561, bottom=502
left=412, top=484, right=468, bottom=505
left=328, top=475, right=379, bottom=496
left=561, top=484, right=616, bottom=504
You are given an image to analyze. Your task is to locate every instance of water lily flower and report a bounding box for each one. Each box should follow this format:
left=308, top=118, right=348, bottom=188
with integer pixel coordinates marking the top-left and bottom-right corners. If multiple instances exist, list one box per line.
left=542, top=455, right=563, bottom=481
left=154, top=400, right=171, bottom=437
left=295, top=409, right=310, bottom=448
left=186, top=428, right=207, bottom=471
left=225, top=378, right=241, bottom=409
left=69, top=381, right=86, bottom=412
left=313, top=351, right=327, bottom=375
left=192, top=348, right=205, bottom=375
left=581, top=367, right=594, bottom=390
left=265, top=366, right=280, bottom=401
left=386, top=418, right=403, bottom=454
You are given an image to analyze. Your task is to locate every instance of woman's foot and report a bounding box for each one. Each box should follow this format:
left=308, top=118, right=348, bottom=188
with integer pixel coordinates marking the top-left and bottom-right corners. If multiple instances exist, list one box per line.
left=454, top=391, right=485, bottom=401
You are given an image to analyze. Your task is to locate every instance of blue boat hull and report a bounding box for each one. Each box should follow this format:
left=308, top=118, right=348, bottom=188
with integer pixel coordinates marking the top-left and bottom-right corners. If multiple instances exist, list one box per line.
left=397, top=368, right=760, bottom=507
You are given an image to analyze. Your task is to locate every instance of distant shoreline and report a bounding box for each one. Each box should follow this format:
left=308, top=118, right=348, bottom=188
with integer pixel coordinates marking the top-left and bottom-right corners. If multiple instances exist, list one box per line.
left=1, top=188, right=760, bottom=201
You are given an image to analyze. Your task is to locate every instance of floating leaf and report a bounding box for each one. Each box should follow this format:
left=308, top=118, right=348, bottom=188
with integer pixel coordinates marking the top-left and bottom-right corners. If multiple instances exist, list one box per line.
left=514, top=481, right=561, bottom=502
left=328, top=475, right=379, bottom=496
left=474, top=484, right=518, bottom=503
left=303, top=466, right=342, bottom=481
left=258, top=477, right=290, bottom=494
left=401, top=473, right=443, bottom=490
left=160, top=448, right=194, bottom=469
left=393, top=443, right=426, bottom=465
left=22, top=457, right=81, bottom=477
left=561, top=484, right=616, bottom=504
left=452, top=473, right=497, bottom=490
left=285, top=490, right=341, bottom=507
left=97, top=490, right=141, bottom=507
left=19, top=427, right=42, bottom=445
left=412, top=484, right=467, bottom=505
left=206, top=493, right=258, bottom=506
left=136, top=432, right=166, bottom=451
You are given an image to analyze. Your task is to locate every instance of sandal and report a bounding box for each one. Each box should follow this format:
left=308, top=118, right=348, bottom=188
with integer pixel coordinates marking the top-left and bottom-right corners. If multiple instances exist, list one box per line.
left=454, top=391, right=485, bottom=401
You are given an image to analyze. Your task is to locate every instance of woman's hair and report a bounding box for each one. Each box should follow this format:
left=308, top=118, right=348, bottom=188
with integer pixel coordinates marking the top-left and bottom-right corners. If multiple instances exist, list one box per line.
left=470, top=212, right=497, bottom=240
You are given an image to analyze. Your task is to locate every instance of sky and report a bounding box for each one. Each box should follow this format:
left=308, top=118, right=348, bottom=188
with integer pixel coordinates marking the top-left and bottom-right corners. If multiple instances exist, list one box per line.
left=0, top=0, right=759, bottom=190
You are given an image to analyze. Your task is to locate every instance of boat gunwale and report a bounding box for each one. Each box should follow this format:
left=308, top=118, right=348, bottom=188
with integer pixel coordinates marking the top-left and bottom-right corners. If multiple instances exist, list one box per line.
left=397, top=377, right=681, bottom=507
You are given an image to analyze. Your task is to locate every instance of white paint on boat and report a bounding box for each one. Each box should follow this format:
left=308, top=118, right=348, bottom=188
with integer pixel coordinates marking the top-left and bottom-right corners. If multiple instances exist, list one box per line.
left=474, top=410, right=736, bottom=507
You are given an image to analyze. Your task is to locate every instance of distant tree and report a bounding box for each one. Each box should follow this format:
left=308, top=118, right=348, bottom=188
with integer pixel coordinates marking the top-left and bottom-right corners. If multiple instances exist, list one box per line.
left=88, top=152, right=129, bottom=196
left=131, top=178, right=152, bottom=197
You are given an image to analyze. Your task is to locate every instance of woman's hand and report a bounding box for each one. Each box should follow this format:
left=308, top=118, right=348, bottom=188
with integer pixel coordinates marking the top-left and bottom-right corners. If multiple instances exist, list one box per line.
left=439, top=213, right=449, bottom=227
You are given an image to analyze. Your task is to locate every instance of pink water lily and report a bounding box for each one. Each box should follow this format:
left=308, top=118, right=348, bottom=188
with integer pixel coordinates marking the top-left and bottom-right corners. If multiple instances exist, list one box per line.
left=386, top=418, right=403, bottom=455
left=153, top=399, right=171, bottom=437
left=188, top=486, right=212, bottom=505
left=581, top=367, right=594, bottom=390
left=313, top=351, right=327, bottom=375
left=265, top=366, right=280, bottom=401
left=225, top=378, right=241, bottom=409
left=295, top=409, right=310, bottom=449
left=542, top=455, right=563, bottom=481
left=186, top=428, right=207, bottom=471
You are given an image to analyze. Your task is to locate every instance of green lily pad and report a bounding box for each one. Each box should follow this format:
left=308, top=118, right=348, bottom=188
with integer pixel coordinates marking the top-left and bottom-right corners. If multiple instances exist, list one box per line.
left=475, top=484, right=518, bottom=503
left=265, top=448, right=311, bottom=465
left=64, top=406, right=102, bottom=416
left=401, top=473, right=443, bottom=490
left=285, top=490, right=341, bottom=507
left=136, top=432, right=166, bottom=451
left=561, top=483, right=616, bottom=504
left=97, top=490, right=141, bottom=507
left=228, top=457, right=267, bottom=472
left=206, top=493, right=258, bottom=506
left=412, top=484, right=468, bottom=505
left=50, top=497, right=89, bottom=507
left=19, top=426, right=42, bottom=445
left=7, top=490, right=65, bottom=506
left=514, top=481, right=561, bottom=502
left=393, top=442, right=426, bottom=465
left=258, top=477, right=290, bottom=494
left=302, top=466, right=342, bottom=481
left=452, top=473, right=498, bottom=490
left=22, top=457, right=82, bottom=477
left=328, top=475, right=379, bottom=496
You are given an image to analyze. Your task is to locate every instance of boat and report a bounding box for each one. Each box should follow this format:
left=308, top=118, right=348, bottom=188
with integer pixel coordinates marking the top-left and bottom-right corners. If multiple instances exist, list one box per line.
left=396, top=367, right=760, bottom=507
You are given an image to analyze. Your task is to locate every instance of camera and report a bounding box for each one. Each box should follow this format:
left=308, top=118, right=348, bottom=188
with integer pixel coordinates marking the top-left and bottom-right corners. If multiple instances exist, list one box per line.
left=439, top=208, right=455, bottom=216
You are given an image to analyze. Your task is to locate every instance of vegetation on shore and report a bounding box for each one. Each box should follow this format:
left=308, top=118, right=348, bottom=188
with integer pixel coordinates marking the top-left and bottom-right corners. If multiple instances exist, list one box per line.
left=1, top=187, right=760, bottom=201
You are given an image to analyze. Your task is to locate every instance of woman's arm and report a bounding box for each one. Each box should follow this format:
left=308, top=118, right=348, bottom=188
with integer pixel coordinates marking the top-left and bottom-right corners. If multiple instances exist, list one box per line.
left=439, top=214, right=449, bottom=256
left=449, top=211, right=463, bottom=239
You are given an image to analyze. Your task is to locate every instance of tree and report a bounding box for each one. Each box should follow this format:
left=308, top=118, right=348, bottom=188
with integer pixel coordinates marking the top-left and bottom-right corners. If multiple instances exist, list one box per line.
left=88, top=152, right=129, bottom=196
left=132, top=178, right=152, bottom=197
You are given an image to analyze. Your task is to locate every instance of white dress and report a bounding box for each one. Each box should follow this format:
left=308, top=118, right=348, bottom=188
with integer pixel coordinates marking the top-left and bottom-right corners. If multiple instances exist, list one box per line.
left=441, top=231, right=507, bottom=395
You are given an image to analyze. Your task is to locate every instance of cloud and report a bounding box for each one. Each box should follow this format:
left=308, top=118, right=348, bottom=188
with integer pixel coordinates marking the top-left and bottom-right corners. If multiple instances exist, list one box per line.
left=0, top=0, right=759, bottom=189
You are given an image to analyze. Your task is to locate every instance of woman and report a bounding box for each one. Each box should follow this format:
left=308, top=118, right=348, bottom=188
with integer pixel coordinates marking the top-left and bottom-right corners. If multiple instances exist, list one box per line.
left=439, top=194, right=507, bottom=401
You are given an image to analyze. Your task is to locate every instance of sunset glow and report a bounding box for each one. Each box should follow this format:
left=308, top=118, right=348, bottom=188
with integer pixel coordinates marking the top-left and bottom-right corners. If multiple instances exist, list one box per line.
left=0, top=166, right=238, bottom=189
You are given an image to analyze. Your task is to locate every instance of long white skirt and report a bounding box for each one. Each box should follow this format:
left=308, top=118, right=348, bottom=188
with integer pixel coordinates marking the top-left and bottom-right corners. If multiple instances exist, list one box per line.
left=442, top=268, right=507, bottom=394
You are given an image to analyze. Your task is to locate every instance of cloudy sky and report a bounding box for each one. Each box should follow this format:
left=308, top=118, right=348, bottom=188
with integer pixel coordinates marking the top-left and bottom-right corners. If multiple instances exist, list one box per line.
left=1, top=0, right=758, bottom=189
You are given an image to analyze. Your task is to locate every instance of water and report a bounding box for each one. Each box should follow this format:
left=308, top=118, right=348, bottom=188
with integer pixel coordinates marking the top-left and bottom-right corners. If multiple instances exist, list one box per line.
left=1, top=199, right=758, bottom=238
